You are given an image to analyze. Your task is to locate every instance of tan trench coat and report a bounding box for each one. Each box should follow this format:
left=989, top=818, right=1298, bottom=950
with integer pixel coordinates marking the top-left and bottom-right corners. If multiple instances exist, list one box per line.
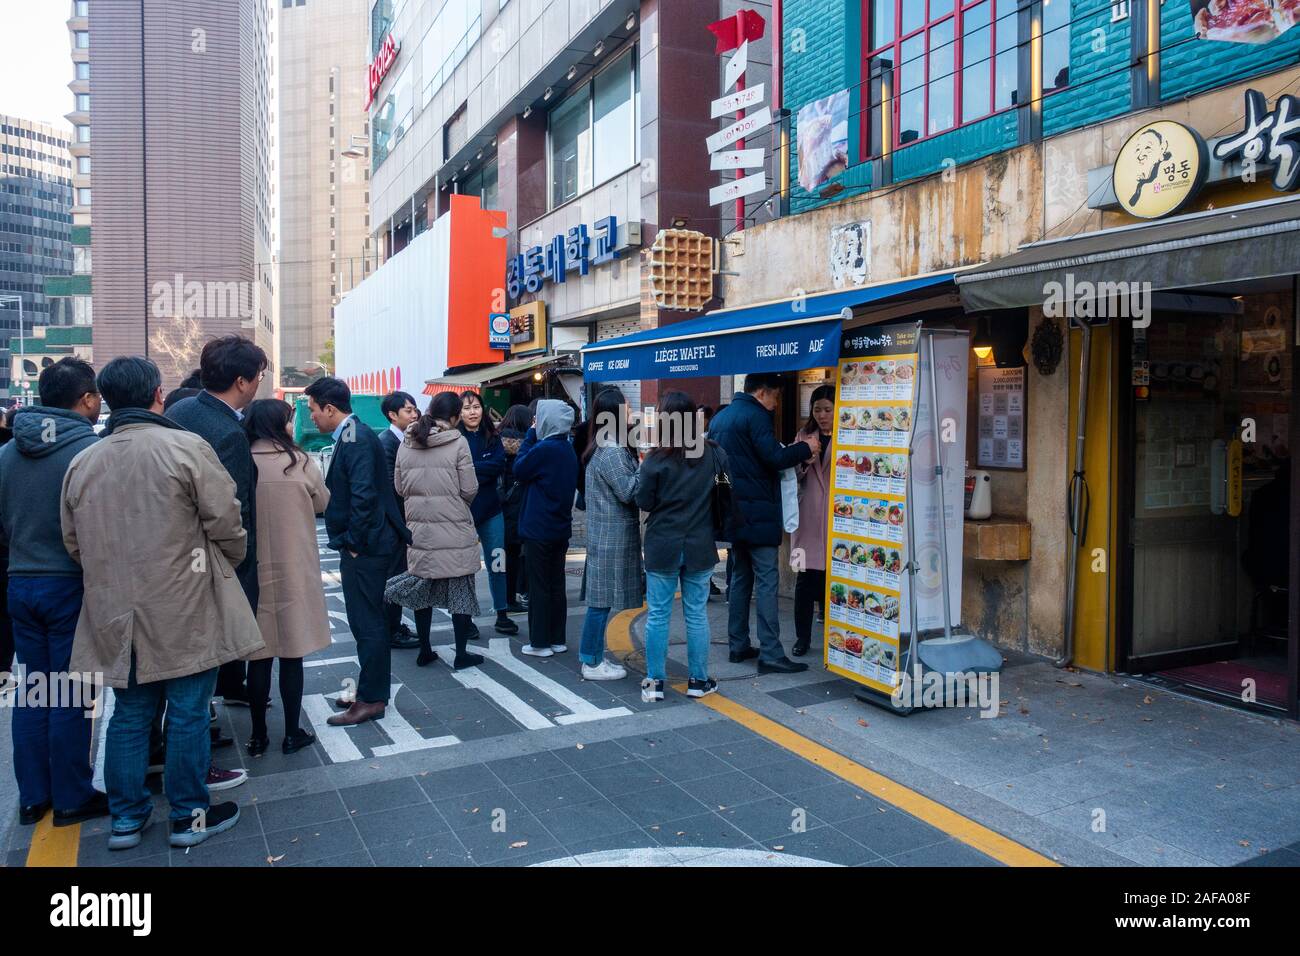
left=61, top=422, right=264, bottom=687
left=249, top=441, right=331, bottom=660
left=395, top=423, right=480, bottom=580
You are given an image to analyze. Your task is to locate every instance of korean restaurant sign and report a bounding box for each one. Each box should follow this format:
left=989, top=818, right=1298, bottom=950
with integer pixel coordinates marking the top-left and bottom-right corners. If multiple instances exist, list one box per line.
left=506, top=216, right=627, bottom=301
left=365, top=34, right=400, bottom=110
left=508, top=302, right=547, bottom=355
left=1111, top=120, right=1208, bottom=219
left=1213, top=89, right=1300, bottom=192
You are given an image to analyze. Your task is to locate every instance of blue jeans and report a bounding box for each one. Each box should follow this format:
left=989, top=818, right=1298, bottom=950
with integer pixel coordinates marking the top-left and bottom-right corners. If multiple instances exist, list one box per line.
left=478, top=511, right=507, bottom=612
left=644, top=559, right=713, bottom=682
left=727, top=544, right=784, bottom=663
left=9, top=576, right=96, bottom=811
left=580, top=606, right=611, bottom=666
left=105, top=659, right=217, bottom=826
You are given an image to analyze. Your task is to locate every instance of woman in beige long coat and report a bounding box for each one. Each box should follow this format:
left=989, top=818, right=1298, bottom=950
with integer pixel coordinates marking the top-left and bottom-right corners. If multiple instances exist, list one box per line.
left=394, top=391, right=482, bottom=671
left=244, top=399, right=331, bottom=757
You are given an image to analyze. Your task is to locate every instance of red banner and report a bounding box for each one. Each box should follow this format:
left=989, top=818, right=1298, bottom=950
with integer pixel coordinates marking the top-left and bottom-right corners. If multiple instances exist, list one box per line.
left=706, top=9, right=766, bottom=54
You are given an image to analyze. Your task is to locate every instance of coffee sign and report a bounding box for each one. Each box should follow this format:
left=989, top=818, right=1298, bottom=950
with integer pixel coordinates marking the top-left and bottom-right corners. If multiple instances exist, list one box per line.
left=1112, top=120, right=1208, bottom=219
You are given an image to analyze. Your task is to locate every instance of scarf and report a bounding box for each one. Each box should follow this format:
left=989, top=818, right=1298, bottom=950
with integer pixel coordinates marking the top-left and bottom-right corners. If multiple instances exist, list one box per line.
left=101, top=406, right=188, bottom=436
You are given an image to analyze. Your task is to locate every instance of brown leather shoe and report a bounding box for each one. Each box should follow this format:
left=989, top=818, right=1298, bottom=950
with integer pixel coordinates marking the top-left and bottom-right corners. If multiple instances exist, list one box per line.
left=326, top=700, right=386, bottom=726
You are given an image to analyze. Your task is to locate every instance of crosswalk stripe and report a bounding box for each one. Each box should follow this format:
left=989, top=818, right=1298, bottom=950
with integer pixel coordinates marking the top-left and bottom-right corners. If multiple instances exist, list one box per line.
left=444, top=663, right=554, bottom=730
left=478, top=638, right=632, bottom=725
left=300, top=693, right=364, bottom=762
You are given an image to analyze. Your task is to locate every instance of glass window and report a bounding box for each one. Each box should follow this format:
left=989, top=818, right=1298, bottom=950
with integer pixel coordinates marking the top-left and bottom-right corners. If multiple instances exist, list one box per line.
left=76, top=125, right=89, bottom=143
left=75, top=1, right=89, bottom=16
left=901, top=0, right=926, bottom=34
left=76, top=94, right=90, bottom=111
left=75, top=31, right=89, bottom=49
left=1042, top=0, right=1070, bottom=92
left=898, top=34, right=925, bottom=143
left=962, top=1, right=992, bottom=122
left=549, top=88, right=591, bottom=206
left=74, top=246, right=90, bottom=273
left=593, top=51, right=635, bottom=183
left=77, top=155, right=90, bottom=174
left=871, top=0, right=895, bottom=49
left=928, top=19, right=955, bottom=134
left=76, top=61, right=89, bottom=80
left=77, top=188, right=91, bottom=205
left=995, top=0, right=1018, bottom=108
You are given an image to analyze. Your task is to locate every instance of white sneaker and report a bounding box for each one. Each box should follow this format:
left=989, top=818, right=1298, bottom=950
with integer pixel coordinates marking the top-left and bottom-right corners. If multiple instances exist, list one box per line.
left=582, top=660, right=627, bottom=681
left=521, top=644, right=554, bottom=658
left=551, top=643, right=568, bottom=654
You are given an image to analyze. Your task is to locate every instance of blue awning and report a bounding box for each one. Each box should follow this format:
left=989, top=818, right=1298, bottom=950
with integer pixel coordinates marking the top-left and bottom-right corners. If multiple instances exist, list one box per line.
left=581, top=271, right=961, bottom=382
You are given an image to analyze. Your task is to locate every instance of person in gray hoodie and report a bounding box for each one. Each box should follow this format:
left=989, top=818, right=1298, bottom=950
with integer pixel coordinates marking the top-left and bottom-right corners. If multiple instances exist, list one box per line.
left=0, top=358, right=105, bottom=828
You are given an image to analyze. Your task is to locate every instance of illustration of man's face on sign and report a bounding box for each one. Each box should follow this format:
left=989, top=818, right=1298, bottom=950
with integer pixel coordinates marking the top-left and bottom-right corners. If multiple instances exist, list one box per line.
left=1127, top=129, right=1172, bottom=208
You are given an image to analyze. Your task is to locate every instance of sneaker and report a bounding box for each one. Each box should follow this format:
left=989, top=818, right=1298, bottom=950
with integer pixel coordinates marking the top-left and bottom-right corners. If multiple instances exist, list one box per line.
left=521, top=644, right=554, bottom=658
left=550, top=643, right=568, bottom=654
left=581, top=659, right=628, bottom=681
left=206, top=766, right=248, bottom=792
left=494, top=614, right=519, bottom=635
left=687, top=677, right=719, bottom=699
left=641, top=678, right=665, bottom=703
left=504, top=602, right=528, bottom=615
left=169, top=801, right=240, bottom=848
left=108, top=811, right=152, bottom=851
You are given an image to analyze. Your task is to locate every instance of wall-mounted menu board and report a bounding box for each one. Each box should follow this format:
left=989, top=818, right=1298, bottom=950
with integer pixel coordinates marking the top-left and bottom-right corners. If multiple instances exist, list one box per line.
left=976, top=365, right=1025, bottom=470
left=824, top=323, right=921, bottom=694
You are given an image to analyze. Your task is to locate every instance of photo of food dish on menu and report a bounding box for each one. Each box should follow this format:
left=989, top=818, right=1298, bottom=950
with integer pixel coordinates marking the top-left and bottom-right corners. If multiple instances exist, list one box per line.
left=839, top=358, right=917, bottom=400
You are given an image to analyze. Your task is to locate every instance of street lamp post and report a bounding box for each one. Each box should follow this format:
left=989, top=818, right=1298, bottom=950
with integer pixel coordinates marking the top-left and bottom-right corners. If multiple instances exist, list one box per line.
left=0, top=294, right=24, bottom=405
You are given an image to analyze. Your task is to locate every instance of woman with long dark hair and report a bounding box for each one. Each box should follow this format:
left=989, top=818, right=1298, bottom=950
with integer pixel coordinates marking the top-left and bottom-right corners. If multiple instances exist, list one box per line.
left=242, top=398, right=330, bottom=755
left=578, top=388, right=641, bottom=681
left=498, top=404, right=532, bottom=611
left=790, top=384, right=835, bottom=656
left=457, top=391, right=516, bottom=636
left=395, top=391, right=484, bottom=669
left=635, top=390, right=725, bottom=702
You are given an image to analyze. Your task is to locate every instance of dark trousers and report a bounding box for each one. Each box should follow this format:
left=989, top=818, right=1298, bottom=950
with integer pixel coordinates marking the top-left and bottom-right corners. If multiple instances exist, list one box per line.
left=9, top=576, right=96, bottom=811
left=505, top=541, right=524, bottom=604
left=215, top=563, right=259, bottom=698
left=385, top=548, right=433, bottom=640
left=247, top=657, right=305, bottom=740
left=524, top=539, right=568, bottom=648
left=341, top=550, right=393, bottom=704
left=0, top=564, right=12, bottom=676
left=794, top=569, right=826, bottom=645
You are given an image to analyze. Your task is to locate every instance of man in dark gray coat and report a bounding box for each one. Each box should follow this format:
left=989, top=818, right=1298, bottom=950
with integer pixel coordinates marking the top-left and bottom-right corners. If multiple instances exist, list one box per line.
left=166, top=335, right=267, bottom=709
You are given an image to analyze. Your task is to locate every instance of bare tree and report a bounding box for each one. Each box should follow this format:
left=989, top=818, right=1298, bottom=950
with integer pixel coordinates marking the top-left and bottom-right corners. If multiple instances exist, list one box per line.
left=149, top=314, right=206, bottom=382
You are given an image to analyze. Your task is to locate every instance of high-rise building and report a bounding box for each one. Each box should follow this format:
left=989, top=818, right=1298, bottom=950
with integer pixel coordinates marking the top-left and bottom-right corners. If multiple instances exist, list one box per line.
left=0, top=114, right=75, bottom=400
left=277, top=0, right=372, bottom=387
left=88, top=0, right=277, bottom=387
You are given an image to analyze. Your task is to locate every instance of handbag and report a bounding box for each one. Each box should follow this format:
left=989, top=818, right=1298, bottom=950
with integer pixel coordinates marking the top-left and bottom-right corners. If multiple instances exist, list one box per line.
left=780, top=466, right=800, bottom=533
left=710, top=447, right=740, bottom=543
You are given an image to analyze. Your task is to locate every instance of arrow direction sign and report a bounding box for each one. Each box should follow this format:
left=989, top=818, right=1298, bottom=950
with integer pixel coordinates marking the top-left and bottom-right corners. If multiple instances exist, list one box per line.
left=711, top=148, right=766, bottom=171
left=710, top=170, right=768, bottom=207
left=724, top=40, right=748, bottom=92
left=706, top=106, right=772, bottom=154
left=712, top=83, right=765, bottom=118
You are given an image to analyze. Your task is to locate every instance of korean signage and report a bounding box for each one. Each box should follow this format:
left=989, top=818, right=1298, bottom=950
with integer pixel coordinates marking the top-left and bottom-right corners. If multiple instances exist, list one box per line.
left=506, top=217, right=621, bottom=301
left=489, top=313, right=511, bottom=350
left=976, top=366, right=1026, bottom=469
left=706, top=11, right=769, bottom=216
left=509, top=302, right=547, bottom=354
left=1111, top=120, right=1208, bottom=219
left=1213, top=89, right=1300, bottom=192
left=824, top=324, right=968, bottom=694
left=365, top=33, right=400, bottom=110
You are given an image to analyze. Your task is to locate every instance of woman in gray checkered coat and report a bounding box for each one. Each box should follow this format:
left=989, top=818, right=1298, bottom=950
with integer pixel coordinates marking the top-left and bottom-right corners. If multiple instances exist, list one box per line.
left=579, top=387, right=644, bottom=682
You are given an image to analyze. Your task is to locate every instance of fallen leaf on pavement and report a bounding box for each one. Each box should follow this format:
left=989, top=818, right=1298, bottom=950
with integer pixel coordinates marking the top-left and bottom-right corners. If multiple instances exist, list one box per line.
left=267, top=854, right=284, bottom=864
left=857, top=719, right=869, bottom=727
left=510, top=841, right=528, bottom=849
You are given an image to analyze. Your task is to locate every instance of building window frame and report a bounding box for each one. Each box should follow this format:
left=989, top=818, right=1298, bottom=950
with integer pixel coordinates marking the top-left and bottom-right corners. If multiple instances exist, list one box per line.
left=546, top=43, right=638, bottom=211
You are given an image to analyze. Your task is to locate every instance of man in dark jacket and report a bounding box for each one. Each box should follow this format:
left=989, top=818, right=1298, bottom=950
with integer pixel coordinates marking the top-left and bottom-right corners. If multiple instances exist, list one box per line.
left=166, top=336, right=266, bottom=706
left=0, top=358, right=107, bottom=827
left=307, top=377, right=410, bottom=726
left=707, top=373, right=818, bottom=674
left=514, top=400, right=578, bottom=656
left=379, top=390, right=427, bottom=650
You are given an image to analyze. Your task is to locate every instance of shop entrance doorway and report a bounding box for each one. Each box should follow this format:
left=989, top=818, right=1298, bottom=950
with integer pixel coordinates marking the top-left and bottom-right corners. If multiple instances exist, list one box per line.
left=1118, top=293, right=1297, bottom=714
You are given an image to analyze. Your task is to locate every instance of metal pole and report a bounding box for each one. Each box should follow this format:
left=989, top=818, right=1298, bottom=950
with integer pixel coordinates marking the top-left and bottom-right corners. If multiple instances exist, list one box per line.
left=1058, top=320, right=1092, bottom=668
left=926, top=331, right=956, bottom=640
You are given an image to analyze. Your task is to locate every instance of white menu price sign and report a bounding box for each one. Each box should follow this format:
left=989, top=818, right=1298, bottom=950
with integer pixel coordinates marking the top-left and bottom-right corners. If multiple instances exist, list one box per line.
left=976, top=365, right=1025, bottom=470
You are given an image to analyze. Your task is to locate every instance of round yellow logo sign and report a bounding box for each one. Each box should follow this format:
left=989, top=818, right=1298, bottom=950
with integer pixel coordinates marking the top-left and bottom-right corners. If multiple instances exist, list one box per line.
left=1112, top=120, right=1208, bottom=219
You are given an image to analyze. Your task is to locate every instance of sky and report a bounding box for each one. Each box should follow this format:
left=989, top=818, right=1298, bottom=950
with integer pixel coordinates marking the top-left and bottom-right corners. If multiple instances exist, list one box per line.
left=0, top=0, right=76, bottom=130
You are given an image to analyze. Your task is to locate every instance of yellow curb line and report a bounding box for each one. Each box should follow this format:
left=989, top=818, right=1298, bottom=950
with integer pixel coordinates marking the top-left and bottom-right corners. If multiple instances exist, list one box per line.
left=609, top=605, right=1057, bottom=867
left=25, top=813, right=80, bottom=867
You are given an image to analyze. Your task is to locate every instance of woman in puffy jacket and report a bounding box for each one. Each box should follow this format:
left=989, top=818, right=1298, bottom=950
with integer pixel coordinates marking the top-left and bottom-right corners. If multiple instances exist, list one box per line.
left=394, top=391, right=483, bottom=670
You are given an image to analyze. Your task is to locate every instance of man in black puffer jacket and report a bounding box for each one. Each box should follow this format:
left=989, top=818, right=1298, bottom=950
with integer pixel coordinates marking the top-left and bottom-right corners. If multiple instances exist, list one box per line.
left=707, top=373, right=818, bottom=674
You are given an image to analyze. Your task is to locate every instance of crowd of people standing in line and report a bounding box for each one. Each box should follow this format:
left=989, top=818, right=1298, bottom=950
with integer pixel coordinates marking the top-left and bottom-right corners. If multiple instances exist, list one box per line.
left=0, top=334, right=837, bottom=853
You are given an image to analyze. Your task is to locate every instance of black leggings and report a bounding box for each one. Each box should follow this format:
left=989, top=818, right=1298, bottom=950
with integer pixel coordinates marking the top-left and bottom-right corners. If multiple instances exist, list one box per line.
left=247, top=657, right=305, bottom=741
left=505, top=541, right=524, bottom=602
left=794, top=569, right=826, bottom=645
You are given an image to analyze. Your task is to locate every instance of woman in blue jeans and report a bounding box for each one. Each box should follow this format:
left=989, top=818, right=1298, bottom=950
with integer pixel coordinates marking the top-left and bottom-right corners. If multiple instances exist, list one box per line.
left=458, top=391, right=517, bottom=635
left=579, top=387, right=642, bottom=681
left=634, top=391, right=727, bottom=702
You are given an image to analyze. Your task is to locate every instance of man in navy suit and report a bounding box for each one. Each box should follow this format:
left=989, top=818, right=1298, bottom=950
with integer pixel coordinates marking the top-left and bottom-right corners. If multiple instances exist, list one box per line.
left=167, top=336, right=267, bottom=710
left=378, top=391, right=428, bottom=651
left=305, top=377, right=410, bottom=727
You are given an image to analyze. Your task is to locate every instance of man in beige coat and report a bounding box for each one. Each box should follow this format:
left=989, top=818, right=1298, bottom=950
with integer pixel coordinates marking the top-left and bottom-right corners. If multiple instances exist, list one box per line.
left=61, top=356, right=264, bottom=852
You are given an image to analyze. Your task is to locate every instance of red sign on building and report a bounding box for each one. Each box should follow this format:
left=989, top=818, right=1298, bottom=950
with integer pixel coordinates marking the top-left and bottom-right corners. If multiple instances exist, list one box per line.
left=365, top=34, right=400, bottom=110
